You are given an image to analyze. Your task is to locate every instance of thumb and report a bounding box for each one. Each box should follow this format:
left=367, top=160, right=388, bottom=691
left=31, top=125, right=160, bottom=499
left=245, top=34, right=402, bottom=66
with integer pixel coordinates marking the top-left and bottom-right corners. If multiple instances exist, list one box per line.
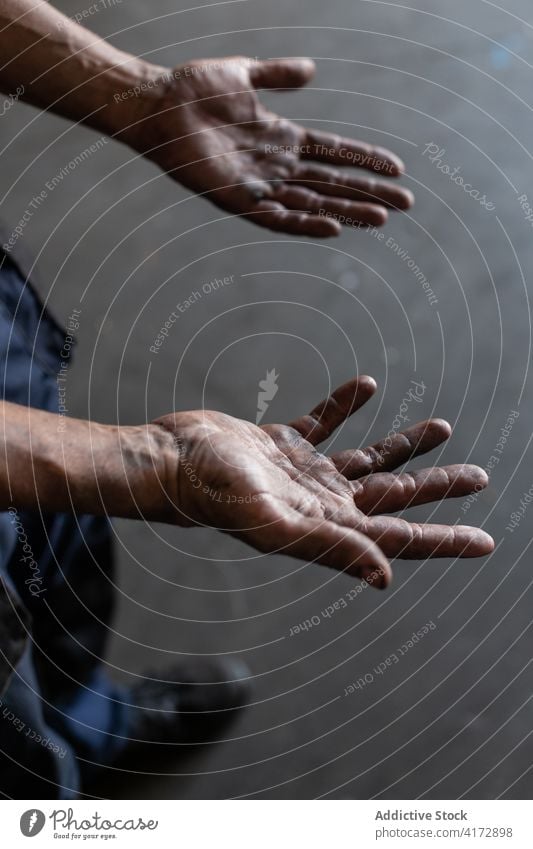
left=249, top=57, right=316, bottom=90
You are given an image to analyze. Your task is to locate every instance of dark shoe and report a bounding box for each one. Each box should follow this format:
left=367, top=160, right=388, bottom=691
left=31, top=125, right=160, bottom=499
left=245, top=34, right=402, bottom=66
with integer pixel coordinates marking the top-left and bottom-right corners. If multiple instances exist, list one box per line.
left=111, top=656, right=251, bottom=768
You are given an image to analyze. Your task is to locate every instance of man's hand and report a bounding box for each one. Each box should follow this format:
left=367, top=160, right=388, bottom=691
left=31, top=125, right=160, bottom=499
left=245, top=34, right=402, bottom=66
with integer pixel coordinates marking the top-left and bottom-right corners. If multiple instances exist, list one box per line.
left=0, top=0, right=413, bottom=236
left=153, top=376, right=493, bottom=588
left=0, top=377, right=494, bottom=588
left=132, top=57, right=414, bottom=237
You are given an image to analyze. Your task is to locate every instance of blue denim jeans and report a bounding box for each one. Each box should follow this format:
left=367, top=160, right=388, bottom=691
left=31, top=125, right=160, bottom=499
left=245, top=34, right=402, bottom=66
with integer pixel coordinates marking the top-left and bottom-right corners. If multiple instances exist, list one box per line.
left=0, top=253, right=128, bottom=798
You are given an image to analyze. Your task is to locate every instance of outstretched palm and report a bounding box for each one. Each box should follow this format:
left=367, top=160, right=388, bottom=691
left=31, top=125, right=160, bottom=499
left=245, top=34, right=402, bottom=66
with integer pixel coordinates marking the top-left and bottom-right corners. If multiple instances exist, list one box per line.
left=138, top=57, right=414, bottom=237
left=155, top=377, right=493, bottom=588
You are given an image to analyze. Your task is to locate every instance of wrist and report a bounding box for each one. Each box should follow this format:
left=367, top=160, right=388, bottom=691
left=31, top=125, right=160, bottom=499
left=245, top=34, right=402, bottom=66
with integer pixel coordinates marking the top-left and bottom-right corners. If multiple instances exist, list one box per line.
left=53, top=418, right=179, bottom=521
left=99, top=422, right=179, bottom=521
left=150, top=416, right=199, bottom=527
left=97, top=58, right=170, bottom=148
left=0, top=404, right=174, bottom=518
left=117, top=63, right=197, bottom=158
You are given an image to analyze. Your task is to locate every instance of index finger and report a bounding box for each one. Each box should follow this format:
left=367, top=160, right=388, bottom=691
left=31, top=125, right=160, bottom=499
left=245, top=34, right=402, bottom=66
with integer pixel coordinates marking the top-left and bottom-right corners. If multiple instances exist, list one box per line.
left=288, top=375, right=377, bottom=446
left=303, top=130, right=405, bottom=177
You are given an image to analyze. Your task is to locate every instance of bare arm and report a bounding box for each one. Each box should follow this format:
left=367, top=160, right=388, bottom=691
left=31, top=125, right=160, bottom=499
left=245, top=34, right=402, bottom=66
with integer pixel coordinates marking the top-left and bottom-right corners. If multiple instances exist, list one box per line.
left=0, top=0, right=163, bottom=143
left=0, top=400, right=174, bottom=517
left=0, top=378, right=494, bottom=589
left=0, top=0, right=414, bottom=236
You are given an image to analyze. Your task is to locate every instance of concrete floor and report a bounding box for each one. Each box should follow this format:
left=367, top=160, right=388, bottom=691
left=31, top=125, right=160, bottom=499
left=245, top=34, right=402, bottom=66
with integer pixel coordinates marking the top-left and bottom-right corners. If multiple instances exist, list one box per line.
left=1, top=0, right=532, bottom=798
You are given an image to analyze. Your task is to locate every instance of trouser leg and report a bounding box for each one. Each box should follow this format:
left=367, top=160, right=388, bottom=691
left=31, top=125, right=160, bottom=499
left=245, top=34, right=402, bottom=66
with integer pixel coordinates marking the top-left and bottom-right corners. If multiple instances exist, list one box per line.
left=0, top=644, right=80, bottom=799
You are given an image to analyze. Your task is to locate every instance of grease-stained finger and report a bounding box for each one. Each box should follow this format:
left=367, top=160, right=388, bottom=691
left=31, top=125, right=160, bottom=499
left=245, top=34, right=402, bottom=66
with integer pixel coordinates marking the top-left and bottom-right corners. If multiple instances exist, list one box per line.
left=249, top=57, right=316, bottom=90
left=291, top=163, right=414, bottom=210
left=302, top=130, right=405, bottom=176
left=362, top=515, right=494, bottom=559
left=249, top=198, right=341, bottom=236
left=232, top=506, right=391, bottom=588
left=289, top=376, right=377, bottom=445
left=352, top=465, right=489, bottom=515
left=271, top=183, right=389, bottom=227
left=330, top=419, right=452, bottom=479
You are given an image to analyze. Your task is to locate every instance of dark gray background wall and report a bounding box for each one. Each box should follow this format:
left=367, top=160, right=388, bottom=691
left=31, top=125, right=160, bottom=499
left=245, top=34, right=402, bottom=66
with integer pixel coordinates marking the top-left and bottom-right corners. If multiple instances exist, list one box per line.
left=1, top=0, right=532, bottom=798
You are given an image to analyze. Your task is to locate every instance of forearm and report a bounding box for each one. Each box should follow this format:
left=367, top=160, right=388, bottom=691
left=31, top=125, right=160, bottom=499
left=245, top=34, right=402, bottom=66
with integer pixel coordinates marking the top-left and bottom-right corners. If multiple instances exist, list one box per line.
left=0, top=401, right=177, bottom=518
left=0, top=0, right=167, bottom=143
